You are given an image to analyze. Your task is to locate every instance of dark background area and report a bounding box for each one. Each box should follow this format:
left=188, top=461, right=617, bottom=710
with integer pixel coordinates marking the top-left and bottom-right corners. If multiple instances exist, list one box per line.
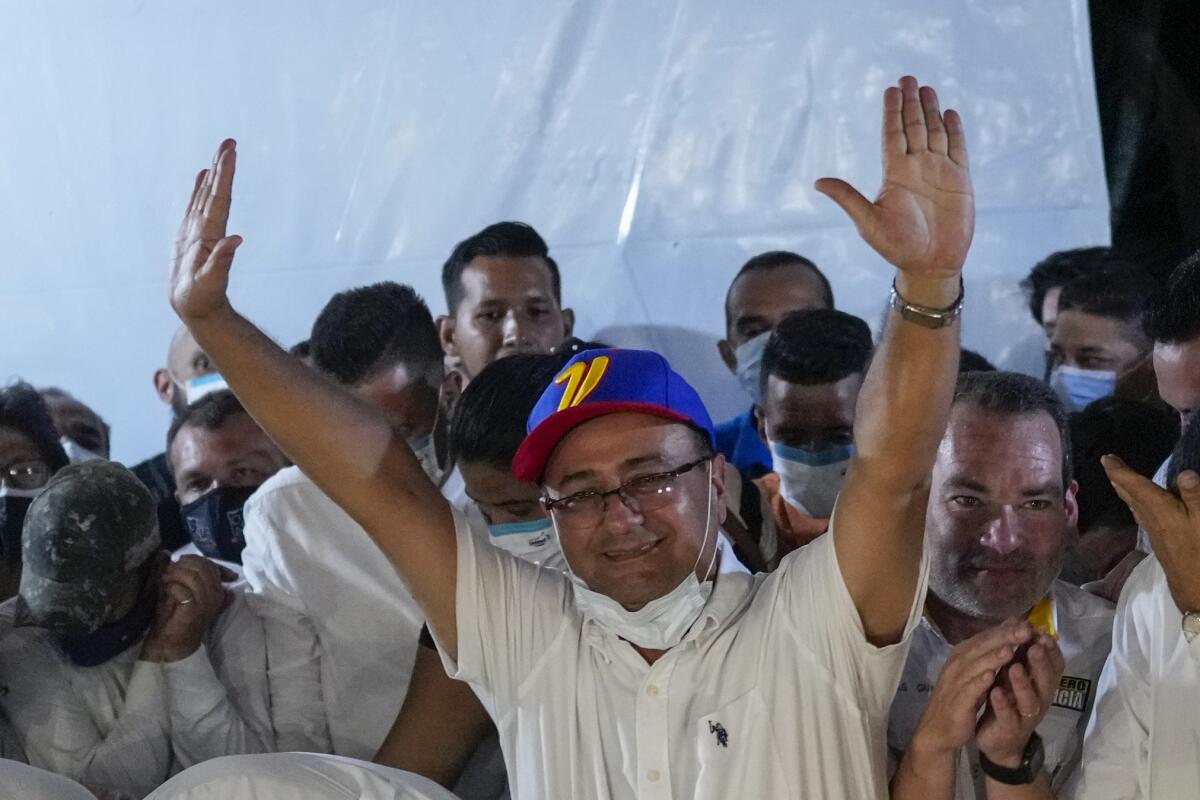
left=1091, top=0, right=1200, bottom=276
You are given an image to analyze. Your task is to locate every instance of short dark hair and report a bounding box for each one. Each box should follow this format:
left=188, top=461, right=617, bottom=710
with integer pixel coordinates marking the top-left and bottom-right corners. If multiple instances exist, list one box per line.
left=449, top=352, right=572, bottom=471
left=38, top=387, right=112, bottom=451
left=0, top=382, right=69, bottom=473
left=953, top=371, right=1073, bottom=486
left=441, top=222, right=562, bottom=313
left=760, top=309, right=873, bottom=392
left=958, top=349, right=996, bottom=373
left=1143, top=249, right=1200, bottom=344
left=1020, top=247, right=1132, bottom=324
left=1056, top=266, right=1160, bottom=332
left=166, top=390, right=250, bottom=456
left=1071, top=398, right=1179, bottom=532
left=310, top=282, right=442, bottom=387
left=724, top=251, right=834, bottom=332
left=1168, top=414, right=1200, bottom=491
left=289, top=339, right=311, bottom=359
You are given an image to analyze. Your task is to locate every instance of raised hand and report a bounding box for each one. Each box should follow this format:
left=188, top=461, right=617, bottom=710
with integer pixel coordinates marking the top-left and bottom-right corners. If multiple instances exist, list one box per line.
left=1104, top=454, right=1200, bottom=612
left=141, top=555, right=236, bottom=663
left=976, top=633, right=1064, bottom=768
left=816, top=76, right=974, bottom=280
left=169, top=139, right=243, bottom=323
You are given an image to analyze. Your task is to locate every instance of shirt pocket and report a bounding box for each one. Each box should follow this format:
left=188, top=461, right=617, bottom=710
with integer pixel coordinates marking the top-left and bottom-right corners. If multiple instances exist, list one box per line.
left=689, top=687, right=789, bottom=800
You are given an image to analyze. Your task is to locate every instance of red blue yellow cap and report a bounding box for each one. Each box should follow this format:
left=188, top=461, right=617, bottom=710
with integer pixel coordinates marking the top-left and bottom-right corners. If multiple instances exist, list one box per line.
left=512, top=348, right=715, bottom=481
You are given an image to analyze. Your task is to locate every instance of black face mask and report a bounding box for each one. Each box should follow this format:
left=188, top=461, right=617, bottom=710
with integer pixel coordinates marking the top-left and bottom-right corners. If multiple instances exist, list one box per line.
left=54, top=588, right=158, bottom=668
left=0, top=494, right=34, bottom=567
left=180, top=486, right=258, bottom=564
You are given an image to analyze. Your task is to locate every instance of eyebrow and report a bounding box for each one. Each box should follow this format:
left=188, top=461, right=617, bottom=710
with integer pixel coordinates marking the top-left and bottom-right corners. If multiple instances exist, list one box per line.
left=734, top=314, right=769, bottom=331
left=944, top=477, right=1062, bottom=497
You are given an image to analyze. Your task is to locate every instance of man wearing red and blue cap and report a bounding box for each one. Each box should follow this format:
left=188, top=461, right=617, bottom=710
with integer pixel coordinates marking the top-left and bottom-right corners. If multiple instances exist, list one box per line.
left=167, top=76, right=973, bottom=798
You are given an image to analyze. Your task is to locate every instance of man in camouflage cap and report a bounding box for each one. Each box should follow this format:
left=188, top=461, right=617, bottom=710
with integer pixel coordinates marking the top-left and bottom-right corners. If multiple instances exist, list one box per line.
left=0, top=459, right=273, bottom=799
left=18, top=460, right=161, bottom=638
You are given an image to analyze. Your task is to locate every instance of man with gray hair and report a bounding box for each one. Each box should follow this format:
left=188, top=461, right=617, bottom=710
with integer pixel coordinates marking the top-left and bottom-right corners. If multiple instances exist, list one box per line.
left=0, top=460, right=270, bottom=799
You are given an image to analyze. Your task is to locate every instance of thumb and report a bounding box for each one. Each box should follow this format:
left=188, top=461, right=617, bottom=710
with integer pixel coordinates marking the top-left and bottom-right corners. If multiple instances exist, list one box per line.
left=814, top=178, right=874, bottom=229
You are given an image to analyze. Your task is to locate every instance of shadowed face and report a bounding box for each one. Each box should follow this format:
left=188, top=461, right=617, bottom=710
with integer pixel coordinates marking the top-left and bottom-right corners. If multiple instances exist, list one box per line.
left=542, top=414, right=725, bottom=610
left=1154, top=338, right=1200, bottom=427
left=170, top=413, right=288, bottom=505
left=927, top=405, right=1077, bottom=621
left=756, top=372, right=862, bottom=451
left=718, top=265, right=830, bottom=372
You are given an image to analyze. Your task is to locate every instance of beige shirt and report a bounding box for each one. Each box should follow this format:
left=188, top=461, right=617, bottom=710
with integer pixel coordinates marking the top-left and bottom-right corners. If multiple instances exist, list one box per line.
left=437, top=506, right=929, bottom=800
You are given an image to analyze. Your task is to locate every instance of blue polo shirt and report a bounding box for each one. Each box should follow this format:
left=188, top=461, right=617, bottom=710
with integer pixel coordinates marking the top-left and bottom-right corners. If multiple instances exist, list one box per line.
left=715, top=407, right=771, bottom=478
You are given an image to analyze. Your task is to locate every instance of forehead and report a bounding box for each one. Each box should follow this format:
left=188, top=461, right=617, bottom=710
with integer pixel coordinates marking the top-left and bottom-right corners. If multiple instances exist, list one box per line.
left=762, top=373, right=862, bottom=426
left=1051, top=310, right=1139, bottom=350
left=936, top=405, right=1063, bottom=488
left=459, top=256, right=557, bottom=306
left=543, top=413, right=701, bottom=484
left=44, top=394, right=102, bottom=426
left=460, top=460, right=541, bottom=503
left=167, top=328, right=207, bottom=373
left=169, top=413, right=269, bottom=472
left=0, top=426, right=42, bottom=462
left=727, top=266, right=827, bottom=320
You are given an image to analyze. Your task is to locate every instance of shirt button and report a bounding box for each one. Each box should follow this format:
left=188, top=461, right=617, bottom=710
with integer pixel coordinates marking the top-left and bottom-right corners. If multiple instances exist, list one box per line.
left=647, top=770, right=661, bottom=782
left=645, top=685, right=659, bottom=697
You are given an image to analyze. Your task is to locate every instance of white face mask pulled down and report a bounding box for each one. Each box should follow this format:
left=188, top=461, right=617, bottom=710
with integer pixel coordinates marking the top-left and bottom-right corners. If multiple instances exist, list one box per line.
left=769, top=439, right=852, bottom=519
left=409, top=433, right=446, bottom=487
left=552, top=460, right=719, bottom=650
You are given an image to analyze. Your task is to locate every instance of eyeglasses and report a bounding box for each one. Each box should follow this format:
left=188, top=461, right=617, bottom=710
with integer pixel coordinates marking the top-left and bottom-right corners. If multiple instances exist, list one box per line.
left=542, top=457, right=711, bottom=531
left=1, top=460, right=51, bottom=492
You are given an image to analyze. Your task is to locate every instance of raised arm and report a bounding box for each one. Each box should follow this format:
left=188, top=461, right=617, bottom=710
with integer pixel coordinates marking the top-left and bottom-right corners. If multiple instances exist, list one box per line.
left=817, top=76, right=973, bottom=644
left=167, top=140, right=459, bottom=653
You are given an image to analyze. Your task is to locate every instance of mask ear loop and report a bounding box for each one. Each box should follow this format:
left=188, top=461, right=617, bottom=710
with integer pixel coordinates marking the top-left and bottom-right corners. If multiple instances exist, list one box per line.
left=689, top=458, right=720, bottom=584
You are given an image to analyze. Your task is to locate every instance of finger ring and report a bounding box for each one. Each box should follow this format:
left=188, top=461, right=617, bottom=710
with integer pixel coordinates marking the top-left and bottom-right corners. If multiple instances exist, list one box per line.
left=178, top=598, right=195, bottom=606
left=1021, top=709, right=1037, bottom=719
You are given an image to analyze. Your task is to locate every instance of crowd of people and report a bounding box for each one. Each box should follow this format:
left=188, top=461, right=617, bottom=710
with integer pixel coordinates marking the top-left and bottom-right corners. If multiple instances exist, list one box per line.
left=0, top=76, right=1198, bottom=800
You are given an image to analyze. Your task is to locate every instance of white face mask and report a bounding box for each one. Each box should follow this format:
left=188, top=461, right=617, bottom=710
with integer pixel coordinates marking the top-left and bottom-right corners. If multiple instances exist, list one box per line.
left=181, top=373, right=230, bottom=404
left=554, top=461, right=718, bottom=650
left=409, top=433, right=446, bottom=487
left=60, top=436, right=103, bottom=464
left=734, top=333, right=769, bottom=405
left=485, top=514, right=565, bottom=570
left=769, top=439, right=852, bottom=519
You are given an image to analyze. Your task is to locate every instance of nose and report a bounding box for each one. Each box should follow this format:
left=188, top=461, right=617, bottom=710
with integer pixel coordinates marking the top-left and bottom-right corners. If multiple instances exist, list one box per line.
left=599, top=489, right=645, bottom=534
left=978, top=507, right=1024, bottom=555
left=501, top=310, right=526, bottom=348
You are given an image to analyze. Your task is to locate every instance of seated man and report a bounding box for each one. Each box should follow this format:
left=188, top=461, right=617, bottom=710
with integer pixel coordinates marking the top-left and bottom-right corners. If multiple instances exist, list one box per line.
left=752, top=308, right=873, bottom=560
left=167, top=391, right=289, bottom=565
left=715, top=251, right=834, bottom=477
left=1048, top=266, right=1160, bottom=412
left=437, top=221, right=575, bottom=383
left=887, top=372, right=1115, bottom=796
left=1064, top=397, right=1177, bottom=588
left=0, top=460, right=270, bottom=800
left=1067, top=415, right=1200, bottom=799
left=133, top=326, right=226, bottom=551
left=0, top=382, right=69, bottom=601
left=39, top=387, right=111, bottom=462
left=241, top=281, right=463, bottom=758
left=171, top=76, right=975, bottom=798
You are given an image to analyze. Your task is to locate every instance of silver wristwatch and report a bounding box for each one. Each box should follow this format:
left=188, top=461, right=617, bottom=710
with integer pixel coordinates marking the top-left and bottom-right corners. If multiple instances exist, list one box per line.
left=1183, top=611, right=1200, bottom=643
left=889, top=278, right=965, bottom=330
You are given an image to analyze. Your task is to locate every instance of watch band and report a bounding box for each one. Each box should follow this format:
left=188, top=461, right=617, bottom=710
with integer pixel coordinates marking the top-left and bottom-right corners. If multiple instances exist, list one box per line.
left=979, top=732, right=1045, bottom=785
left=889, top=277, right=964, bottom=329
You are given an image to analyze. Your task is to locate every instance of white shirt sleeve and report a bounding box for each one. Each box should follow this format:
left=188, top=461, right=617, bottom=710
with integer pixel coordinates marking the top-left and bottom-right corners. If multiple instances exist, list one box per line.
left=164, top=593, right=274, bottom=767
left=0, top=760, right=97, bottom=800
left=435, top=506, right=572, bottom=710
left=0, top=632, right=171, bottom=799
left=771, top=521, right=929, bottom=718
left=1064, top=561, right=1154, bottom=800
left=241, top=489, right=334, bottom=754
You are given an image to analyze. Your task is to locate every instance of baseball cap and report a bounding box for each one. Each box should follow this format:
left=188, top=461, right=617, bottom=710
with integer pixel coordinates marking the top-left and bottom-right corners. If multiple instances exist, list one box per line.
left=18, top=460, right=160, bottom=636
left=512, top=348, right=715, bottom=481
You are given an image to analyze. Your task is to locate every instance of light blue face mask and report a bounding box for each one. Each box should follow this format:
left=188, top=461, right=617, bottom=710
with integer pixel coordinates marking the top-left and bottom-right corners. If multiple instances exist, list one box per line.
left=183, top=373, right=229, bottom=404
left=734, top=332, right=769, bottom=404
left=1049, top=365, right=1116, bottom=413
left=486, top=516, right=563, bottom=568
left=769, top=439, right=853, bottom=519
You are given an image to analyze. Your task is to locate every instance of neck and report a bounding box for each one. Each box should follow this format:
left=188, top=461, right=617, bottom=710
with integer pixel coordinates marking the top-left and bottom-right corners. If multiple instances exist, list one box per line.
left=925, top=592, right=1004, bottom=646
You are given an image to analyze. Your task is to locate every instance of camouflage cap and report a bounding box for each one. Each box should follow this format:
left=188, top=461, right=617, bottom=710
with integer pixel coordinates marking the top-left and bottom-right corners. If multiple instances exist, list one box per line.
left=18, top=460, right=160, bottom=636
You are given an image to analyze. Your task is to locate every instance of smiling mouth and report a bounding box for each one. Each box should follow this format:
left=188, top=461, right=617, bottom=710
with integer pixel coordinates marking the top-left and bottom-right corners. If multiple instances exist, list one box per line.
left=602, top=540, right=661, bottom=562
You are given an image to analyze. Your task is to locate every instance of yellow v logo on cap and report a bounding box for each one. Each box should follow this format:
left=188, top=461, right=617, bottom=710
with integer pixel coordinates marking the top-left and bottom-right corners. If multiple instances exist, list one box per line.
left=555, top=356, right=610, bottom=411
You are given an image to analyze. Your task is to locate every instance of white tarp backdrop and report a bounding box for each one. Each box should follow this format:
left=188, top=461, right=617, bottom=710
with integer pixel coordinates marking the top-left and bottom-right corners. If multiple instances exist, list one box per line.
left=0, top=0, right=1109, bottom=464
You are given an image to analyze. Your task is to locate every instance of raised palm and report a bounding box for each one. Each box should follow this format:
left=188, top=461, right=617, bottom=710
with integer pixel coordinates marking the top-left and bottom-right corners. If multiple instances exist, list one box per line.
left=817, top=76, right=974, bottom=278
left=169, top=138, right=243, bottom=322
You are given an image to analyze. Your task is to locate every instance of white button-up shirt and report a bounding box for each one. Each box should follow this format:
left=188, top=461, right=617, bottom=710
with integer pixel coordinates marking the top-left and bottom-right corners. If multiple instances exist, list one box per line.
left=0, top=760, right=96, bottom=800
left=240, top=465, right=464, bottom=759
left=888, top=580, right=1114, bottom=797
left=436, top=506, right=928, bottom=800
left=1066, top=554, right=1200, bottom=799
left=0, top=589, right=271, bottom=799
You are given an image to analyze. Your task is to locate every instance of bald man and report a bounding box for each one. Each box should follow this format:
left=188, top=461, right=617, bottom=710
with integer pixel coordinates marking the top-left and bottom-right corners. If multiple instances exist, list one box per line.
left=132, top=326, right=225, bottom=550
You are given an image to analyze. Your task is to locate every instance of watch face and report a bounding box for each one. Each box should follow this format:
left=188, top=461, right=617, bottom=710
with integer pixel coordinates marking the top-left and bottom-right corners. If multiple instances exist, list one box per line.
left=1184, top=612, right=1200, bottom=641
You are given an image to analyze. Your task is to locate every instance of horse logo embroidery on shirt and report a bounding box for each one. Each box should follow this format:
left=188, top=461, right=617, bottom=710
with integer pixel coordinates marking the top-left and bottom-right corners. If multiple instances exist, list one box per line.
left=708, top=720, right=728, bottom=748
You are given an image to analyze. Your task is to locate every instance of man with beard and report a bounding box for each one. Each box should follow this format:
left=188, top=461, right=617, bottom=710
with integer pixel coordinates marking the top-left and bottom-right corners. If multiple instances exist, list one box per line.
left=887, top=371, right=1114, bottom=796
